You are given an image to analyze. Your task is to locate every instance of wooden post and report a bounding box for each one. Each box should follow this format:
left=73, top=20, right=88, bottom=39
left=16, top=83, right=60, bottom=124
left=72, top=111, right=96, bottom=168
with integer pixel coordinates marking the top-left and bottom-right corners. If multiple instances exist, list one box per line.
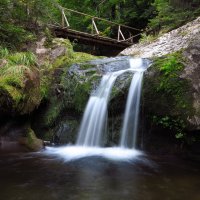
left=62, top=9, right=70, bottom=27
left=61, top=9, right=64, bottom=27
left=129, top=32, right=133, bottom=43
left=119, top=27, right=125, bottom=41
left=92, top=18, right=99, bottom=35
left=118, top=25, right=120, bottom=41
left=118, top=25, right=125, bottom=41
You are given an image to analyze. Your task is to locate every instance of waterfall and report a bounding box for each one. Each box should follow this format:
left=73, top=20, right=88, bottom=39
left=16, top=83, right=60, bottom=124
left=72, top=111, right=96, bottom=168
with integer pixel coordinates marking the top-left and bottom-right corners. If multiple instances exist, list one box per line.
left=45, top=58, right=150, bottom=161
left=76, top=70, right=126, bottom=146
left=76, top=58, right=149, bottom=148
left=119, top=59, right=147, bottom=148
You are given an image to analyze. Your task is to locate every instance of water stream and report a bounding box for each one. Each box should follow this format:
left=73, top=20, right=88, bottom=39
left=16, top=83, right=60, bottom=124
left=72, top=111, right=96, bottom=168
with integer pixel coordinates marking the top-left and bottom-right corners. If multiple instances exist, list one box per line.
left=76, top=70, right=125, bottom=147
left=120, top=59, right=147, bottom=148
left=1, top=57, right=200, bottom=200
left=45, top=58, right=150, bottom=161
left=1, top=152, right=200, bottom=200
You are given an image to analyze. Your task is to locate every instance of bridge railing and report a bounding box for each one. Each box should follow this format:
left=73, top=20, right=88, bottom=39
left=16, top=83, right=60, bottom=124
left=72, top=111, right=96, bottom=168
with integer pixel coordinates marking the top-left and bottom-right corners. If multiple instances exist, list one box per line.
left=53, top=6, right=142, bottom=44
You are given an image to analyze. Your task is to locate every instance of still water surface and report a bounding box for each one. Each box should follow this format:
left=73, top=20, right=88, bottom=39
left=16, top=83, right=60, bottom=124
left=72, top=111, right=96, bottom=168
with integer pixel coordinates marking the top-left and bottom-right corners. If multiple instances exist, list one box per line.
left=0, top=151, right=200, bottom=200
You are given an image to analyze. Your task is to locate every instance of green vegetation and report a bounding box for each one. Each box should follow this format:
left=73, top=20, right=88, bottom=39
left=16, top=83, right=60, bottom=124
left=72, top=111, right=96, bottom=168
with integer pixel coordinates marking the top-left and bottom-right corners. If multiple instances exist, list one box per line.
left=139, top=33, right=157, bottom=44
left=154, top=52, right=192, bottom=114
left=149, top=0, right=200, bottom=34
left=1, top=0, right=200, bottom=50
left=20, top=127, right=43, bottom=151
left=0, top=0, right=200, bottom=148
left=0, top=47, right=51, bottom=115
left=0, top=0, right=59, bottom=49
left=43, top=100, right=64, bottom=127
left=152, top=116, right=186, bottom=139
left=0, top=33, right=99, bottom=128
left=59, top=0, right=154, bottom=36
left=39, top=48, right=99, bottom=128
left=143, top=52, right=194, bottom=142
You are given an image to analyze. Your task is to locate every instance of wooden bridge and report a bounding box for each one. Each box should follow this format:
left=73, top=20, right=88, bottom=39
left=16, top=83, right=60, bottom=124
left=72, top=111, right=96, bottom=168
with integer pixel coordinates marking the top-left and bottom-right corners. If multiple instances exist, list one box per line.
left=49, top=6, right=142, bottom=52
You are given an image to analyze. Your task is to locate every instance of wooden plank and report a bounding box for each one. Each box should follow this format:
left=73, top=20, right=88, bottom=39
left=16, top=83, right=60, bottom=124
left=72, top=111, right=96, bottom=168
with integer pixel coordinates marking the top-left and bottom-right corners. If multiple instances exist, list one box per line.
left=52, top=27, right=132, bottom=48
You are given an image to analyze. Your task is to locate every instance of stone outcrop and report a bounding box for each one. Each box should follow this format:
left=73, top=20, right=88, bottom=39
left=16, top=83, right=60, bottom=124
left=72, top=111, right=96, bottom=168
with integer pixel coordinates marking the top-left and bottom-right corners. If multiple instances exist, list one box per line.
left=182, top=38, right=200, bottom=129
left=19, top=128, right=44, bottom=151
left=35, top=37, right=73, bottom=66
left=120, top=17, right=200, bottom=134
left=121, top=17, right=200, bottom=58
left=32, top=56, right=137, bottom=144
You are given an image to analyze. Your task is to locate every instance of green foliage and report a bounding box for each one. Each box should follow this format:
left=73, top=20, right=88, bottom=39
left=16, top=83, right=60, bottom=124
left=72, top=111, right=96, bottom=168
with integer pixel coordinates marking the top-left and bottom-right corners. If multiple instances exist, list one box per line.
left=58, top=51, right=99, bottom=70
left=0, top=23, right=36, bottom=49
left=0, top=48, right=50, bottom=115
left=8, top=52, right=36, bottom=66
left=148, top=0, right=200, bottom=34
left=0, top=47, right=9, bottom=58
left=59, top=0, right=154, bottom=38
left=73, top=81, right=92, bottom=112
left=154, top=52, right=185, bottom=97
left=0, top=0, right=59, bottom=49
left=40, top=75, right=50, bottom=99
left=153, top=115, right=186, bottom=139
left=144, top=52, right=195, bottom=142
left=72, top=52, right=99, bottom=63
left=0, top=48, right=36, bottom=76
left=1, top=0, right=199, bottom=50
left=43, top=101, right=64, bottom=127
left=139, top=32, right=157, bottom=44
left=39, top=48, right=100, bottom=127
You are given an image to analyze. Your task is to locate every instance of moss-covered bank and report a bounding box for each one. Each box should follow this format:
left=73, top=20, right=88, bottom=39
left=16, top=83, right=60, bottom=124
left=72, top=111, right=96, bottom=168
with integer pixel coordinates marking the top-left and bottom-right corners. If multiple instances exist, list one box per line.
left=142, top=49, right=200, bottom=153
left=0, top=38, right=99, bottom=149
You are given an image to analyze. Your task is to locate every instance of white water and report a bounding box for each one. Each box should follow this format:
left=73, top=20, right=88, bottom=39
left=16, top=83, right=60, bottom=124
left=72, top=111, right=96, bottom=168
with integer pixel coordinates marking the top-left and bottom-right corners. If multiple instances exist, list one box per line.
left=44, top=58, right=149, bottom=161
left=76, top=70, right=127, bottom=147
left=45, top=146, right=142, bottom=162
left=120, top=59, right=146, bottom=148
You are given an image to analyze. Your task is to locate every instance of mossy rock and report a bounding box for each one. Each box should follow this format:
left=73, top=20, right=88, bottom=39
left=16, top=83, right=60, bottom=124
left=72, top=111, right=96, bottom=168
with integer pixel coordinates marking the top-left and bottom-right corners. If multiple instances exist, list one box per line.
left=33, top=56, right=136, bottom=143
left=19, top=128, right=43, bottom=151
left=0, top=49, right=45, bottom=115
left=143, top=51, right=196, bottom=142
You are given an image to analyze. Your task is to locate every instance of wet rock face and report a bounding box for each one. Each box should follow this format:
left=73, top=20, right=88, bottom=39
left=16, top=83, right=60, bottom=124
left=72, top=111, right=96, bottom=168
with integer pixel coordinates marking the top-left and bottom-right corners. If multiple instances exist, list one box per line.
left=19, top=128, right=44, bottom=152
left=68, top=56, right=132, bottom=76
left=142, top=40, right=200, bottom=150
left=65, top=57, right=134, bottom=108
left=0, top=120, right=43, bottom=152
left=32, top=56, right=139, bottom=145
left=119, top=17, right=200, bottom=147
left=182, top=39, right=200, bottom=129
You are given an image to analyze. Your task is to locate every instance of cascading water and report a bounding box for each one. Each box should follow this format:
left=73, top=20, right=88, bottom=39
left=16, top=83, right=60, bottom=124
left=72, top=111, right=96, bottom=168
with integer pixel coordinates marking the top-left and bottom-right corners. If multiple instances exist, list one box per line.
left=45, top=58, right=150, bottom=161
left=120, top=59, right=147, bottom=148
left=77, top=70, right=126, bottom=147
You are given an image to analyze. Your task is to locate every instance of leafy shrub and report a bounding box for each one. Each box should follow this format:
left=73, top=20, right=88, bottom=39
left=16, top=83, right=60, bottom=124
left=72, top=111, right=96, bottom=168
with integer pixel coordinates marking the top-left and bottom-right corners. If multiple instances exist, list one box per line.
left=153, top=115, right=186, bottom=139
left=148, top=0, right=200, bottom=34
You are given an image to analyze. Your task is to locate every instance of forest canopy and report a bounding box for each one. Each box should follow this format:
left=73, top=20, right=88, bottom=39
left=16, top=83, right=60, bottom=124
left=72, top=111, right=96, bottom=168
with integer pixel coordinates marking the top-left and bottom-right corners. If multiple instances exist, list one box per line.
left=0, top=0, right=200, bottom=49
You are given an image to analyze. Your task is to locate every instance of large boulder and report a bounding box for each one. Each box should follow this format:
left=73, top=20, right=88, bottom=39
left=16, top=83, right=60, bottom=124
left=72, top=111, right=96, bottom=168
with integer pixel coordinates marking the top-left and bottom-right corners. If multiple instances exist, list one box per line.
left=0, top=38, right=74, bottom=117
left=19, top=128, right=44, bottom=151
left=119, top=17, right=200, bottom=152
left=141, top=40, right=200, bottom=153
left=120, top=17, right=200, bottom=58
left=32, top=56, right=141, bottom=144
left=182, top=38, right=200, bottom=129
left=0, top=119, right=43, bottom=152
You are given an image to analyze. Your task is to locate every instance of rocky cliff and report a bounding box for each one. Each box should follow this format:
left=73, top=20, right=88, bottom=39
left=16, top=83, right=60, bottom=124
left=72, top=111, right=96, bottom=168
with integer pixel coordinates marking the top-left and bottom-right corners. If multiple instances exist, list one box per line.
left=121, top=16, right=200, bottom=152
left=121, top=17, right=200, bottom=58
